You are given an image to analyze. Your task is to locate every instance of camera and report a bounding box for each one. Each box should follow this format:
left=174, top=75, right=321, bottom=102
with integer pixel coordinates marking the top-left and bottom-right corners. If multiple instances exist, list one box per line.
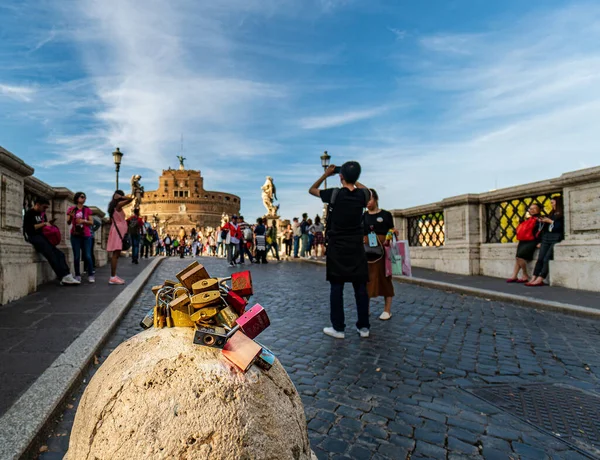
left=333, top=166, right=341, bottom=174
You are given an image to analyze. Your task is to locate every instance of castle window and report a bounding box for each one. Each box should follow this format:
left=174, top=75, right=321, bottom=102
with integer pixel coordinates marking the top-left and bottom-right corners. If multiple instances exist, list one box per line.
left=225, top=196, right=230, bottom=201
left=234, top=199, right=237, bottom=203
left=205, top=195, right=208, bottom=199
left=185, top=181, right=188, bottom=187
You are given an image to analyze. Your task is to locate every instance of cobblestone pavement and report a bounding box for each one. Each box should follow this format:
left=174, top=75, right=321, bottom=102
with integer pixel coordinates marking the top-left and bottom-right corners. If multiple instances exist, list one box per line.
left=38, top=257, right=600, bottom=460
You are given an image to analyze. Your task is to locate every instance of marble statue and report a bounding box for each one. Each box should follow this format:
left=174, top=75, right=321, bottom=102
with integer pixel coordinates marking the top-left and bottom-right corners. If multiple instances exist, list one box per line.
left=130, top=175, right=144, bottom=209
left=261, top=176, right=279, bottom=217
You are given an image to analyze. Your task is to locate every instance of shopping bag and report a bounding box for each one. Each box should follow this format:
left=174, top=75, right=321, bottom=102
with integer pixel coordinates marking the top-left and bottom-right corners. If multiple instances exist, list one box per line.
left=397, top=239, right=412, bottom=277
left=384, top=246, right=393, bottom=277
left=390, top=236, right=403, bottom=276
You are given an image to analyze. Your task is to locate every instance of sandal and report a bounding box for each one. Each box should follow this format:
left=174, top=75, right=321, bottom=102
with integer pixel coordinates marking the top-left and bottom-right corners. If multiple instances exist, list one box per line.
left=517, top=278, right=529, bottom=283
left=506, top=278, right=519, bottom=283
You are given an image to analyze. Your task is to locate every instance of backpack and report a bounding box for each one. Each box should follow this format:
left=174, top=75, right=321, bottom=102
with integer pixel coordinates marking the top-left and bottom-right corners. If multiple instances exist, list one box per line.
left=243, top=227, right=253, bottom=241
left=516, top=217, right=540, bottom=242
left=220, top=227, right=229, bottom=240
left=326, top=187, right=371, bottom=238
left=128, top=217, right=141, bottom=235
left=42, top=224, right=62, bottom=246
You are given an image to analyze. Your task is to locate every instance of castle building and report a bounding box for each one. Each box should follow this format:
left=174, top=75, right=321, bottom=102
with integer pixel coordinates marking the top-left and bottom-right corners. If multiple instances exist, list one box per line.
left=127, top=164, right=240, bottom=235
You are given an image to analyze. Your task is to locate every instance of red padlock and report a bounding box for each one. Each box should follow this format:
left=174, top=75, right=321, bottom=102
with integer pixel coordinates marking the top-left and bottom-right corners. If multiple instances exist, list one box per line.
left=231, top=270, right=253, bottom=297
left=224, top=290, right=248, bottom=316
left=222, top=331, right=262, bottom=373
left=234, top=303, right=270, bottom=339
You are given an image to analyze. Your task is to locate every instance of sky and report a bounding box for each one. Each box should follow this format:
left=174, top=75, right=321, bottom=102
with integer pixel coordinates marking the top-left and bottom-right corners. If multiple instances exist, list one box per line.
left=1, top=0, right=599, bottom=221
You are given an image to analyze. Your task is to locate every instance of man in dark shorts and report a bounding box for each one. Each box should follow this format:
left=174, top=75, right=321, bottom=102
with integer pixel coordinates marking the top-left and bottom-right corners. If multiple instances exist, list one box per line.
left=309, top=161, right=371, bottom=339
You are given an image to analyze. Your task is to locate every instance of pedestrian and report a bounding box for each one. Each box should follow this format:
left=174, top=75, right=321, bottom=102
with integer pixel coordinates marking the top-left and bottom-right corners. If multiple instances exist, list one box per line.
left=240, top=216, right=256, bottom=263
left=84, top=215, right=103, bottom=274
left=67, top=191, right=95, bottom=283
left=217, top=224, right=226, bottom=257
left=141, top=216, right=153, bottom=259
left=223, top=215, right=242, bottom=266
left=527, top=196, right=565, bottom=286
left=254, top=218, right=268, bottom=264
left=300, top=213, right=310, bottom=258
left=107, top=190, right=135, bottom=285
left=178, top=227, right=186, bottom=258
left=267, top=220, right=280, bottom=260
left=164, top=234, right=172, bottom=256
left=283, top=224, right=293, bottom=258
left=309, top=162, right=371, bottom=339
left=507, top=203, right=543, bottom=283
left=127, top=209, right=144, bottom=264
left=364, top=189, right=397, bottom=320
left=306, top=218, right=314, bottom=257
left=24, top=197, right=80, bottom=286
left=311, top=215, right=325, bottom=258
left=292, top=217, right=301, bottom=258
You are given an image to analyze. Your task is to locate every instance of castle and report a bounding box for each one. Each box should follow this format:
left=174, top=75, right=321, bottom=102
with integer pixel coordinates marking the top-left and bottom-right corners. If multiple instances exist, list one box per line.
left=127, top=161, right=240, bottom=235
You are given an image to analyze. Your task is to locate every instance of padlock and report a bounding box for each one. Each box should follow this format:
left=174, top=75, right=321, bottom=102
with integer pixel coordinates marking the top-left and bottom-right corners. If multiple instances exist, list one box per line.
left=192, top=278, right=219, bottom=295
left=219, top=271, right=253, bottom=298
left=190, top=290, right=221, bottom=309
left=254, top=344, right=276, bottom=371
left=151, top=285, right=163, bottom=296
left=193, top=326, right=228, bottom=349
left=163, top=279, right=177, bottom=288
left=190, top=307, right=220, bottom=323
left=231, top=304, right=270, bottom=339
left=175, top=261, right=200, bottom=284
left=179, top=264, right=210, bottom=291
left=170, top=293, right=190, bottom=310
left=140, top=307, right=155, bottom=329
left=222, top=331, right=262, bottom=373
left=223, top=290, right=248, bottom=316
left=216, top=306, right=238, bottom=328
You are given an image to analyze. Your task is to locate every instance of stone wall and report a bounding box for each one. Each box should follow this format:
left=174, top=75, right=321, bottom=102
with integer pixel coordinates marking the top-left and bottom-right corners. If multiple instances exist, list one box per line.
left=392, top=166, right=600, bottom=292
left=0, top=146, right=109, bottom=305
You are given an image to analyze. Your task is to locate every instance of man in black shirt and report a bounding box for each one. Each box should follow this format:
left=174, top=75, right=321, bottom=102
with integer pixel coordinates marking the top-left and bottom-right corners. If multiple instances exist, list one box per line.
left=24, top=198, right=80, bottom=285
left=309, top=161, right=371, bottom=339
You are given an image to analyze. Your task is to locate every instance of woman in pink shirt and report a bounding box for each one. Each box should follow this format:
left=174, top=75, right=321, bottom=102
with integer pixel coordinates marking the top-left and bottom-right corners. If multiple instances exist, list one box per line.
left=107, top=190, right=134, bottom=285
left=67, top=192, right=95, bottom=283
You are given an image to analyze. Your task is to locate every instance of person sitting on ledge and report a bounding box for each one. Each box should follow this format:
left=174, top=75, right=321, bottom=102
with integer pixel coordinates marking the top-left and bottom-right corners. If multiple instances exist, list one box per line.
left=24, top=197, right=80, bottom=286
left=526, top=196, right=564, bottom=287
left=507, top=202, right=543, bottom=283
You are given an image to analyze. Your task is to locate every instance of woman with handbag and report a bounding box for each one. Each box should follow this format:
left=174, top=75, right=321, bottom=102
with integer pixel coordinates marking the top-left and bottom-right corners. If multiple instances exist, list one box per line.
left=67, top=192, right=95, bottom=283
left=107, top=190, right=134, bottom=285
left=363, top=189, right=396, bottom=320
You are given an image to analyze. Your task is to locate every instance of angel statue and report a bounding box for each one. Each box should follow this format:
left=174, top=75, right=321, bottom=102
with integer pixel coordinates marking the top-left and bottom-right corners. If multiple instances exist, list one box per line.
left=130, top=175, right=144, bottom=209
left=177, top=155, right=186, bottom=170
left=261, top=176, right=280, bottom=217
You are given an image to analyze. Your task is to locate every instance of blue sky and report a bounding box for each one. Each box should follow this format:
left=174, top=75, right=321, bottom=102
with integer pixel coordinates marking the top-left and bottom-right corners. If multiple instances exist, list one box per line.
left=1, top=0, right=599, bottom=220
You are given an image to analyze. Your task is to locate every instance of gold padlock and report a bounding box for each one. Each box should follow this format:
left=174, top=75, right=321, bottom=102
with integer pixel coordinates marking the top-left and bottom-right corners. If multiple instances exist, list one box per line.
left=151, top=285, right=163, bottom=296
left=163, top=279, right=177, bottom=288
left=179, top=264, right=210, bottom=291
left=190, top=307, right=219, bottom=322
left=192, top=278, right=219, bottom=295
left=190, top=290, right=221, bottom=309
left=216, top=306, right=239, bottom=328
left=175, top=261, right=200, bottom=284
left=170, top=294, right=190, bottom=310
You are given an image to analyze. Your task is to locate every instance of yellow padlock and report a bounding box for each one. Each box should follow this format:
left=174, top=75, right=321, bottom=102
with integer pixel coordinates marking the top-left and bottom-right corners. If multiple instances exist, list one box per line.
left=163, top=279, right=178, bottom=288
left=192, top=278, right=219, bottom=295
left=190, top=307, right=219, bottom=323
left=190, top=290, right=221, bottom=309
left=216, top=306, right=239, bottom=328
left=151, top=285, right=163, bottom=296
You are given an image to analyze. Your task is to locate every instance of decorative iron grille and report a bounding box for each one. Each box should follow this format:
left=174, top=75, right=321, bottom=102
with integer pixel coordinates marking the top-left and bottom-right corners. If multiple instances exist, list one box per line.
left=407, top=212, right=445, bottom=247
left=485, top=192, right=562, bottom=243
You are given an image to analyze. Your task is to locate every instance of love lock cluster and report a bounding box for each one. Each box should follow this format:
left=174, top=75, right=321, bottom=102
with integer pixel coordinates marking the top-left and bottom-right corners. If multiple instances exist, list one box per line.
left=139, top=261, right=273, bottom=373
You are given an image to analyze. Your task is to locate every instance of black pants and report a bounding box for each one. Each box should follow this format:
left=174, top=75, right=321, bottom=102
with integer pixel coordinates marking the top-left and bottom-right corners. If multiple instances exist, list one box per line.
left=285, top=240, right=292, bottom=257
left=29, top=235, right=70, bottom=279
left=142, top=242, right=151, bottom=258
left=330, top=281, right=370, bottom=332
left=534, top=241, right=556, bottom=279
left=165, top=244, right=171, bottom=256
left=255, top=249, right=268, bottom=264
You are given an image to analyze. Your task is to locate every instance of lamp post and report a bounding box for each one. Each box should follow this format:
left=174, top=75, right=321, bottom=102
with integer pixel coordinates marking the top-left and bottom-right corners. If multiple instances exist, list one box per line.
left=112, top=147, right=123, bottom=190
left=320, top=150, right=331, bottom=219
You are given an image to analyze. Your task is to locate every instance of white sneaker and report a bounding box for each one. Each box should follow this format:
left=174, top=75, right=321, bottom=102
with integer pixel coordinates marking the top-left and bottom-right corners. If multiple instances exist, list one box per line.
left=323, top=327, right=345, bottom=339
left=61, top=274, right=81, bottom=285
left=74, top=275, right=81, bottom=282
left=356, top=327, right=370, bottom=338
left=88, top=275, right=96, bottom=283
left=379, top=311, right=392, bottom=321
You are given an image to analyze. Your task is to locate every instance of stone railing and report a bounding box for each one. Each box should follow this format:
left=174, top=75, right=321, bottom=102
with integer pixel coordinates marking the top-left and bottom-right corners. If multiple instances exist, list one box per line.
left=0, top=146, right=108, bottom=305
left=392, top=166, right=600, bottom=292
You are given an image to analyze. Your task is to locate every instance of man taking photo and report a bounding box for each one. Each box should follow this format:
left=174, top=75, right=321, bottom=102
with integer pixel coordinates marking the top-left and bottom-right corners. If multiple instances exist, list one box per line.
left=309, top=161, right=371, bottom=339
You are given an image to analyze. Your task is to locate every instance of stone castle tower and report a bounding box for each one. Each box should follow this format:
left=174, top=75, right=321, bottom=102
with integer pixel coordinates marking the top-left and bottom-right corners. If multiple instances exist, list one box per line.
left=126, top=163, right=240, bottom=234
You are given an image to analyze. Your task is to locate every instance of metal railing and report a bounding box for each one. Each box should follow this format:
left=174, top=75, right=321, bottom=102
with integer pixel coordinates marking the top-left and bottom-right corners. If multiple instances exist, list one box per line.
left=407, top=212, right=445, bottom=247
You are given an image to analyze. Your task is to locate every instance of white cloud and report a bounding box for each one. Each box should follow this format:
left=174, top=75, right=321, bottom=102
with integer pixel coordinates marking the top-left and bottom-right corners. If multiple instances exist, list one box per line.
left=298, top=106, right=388, bottom=130
left=0, top=84, right=35, bottom=102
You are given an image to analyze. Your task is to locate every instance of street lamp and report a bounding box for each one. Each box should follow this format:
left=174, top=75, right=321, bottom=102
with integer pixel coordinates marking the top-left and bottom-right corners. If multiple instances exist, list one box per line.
left=320, top=150, right=331, bottom=189
left=112, top=147, right=123, bottom=190
left=320, top=150, right=331, bottom=220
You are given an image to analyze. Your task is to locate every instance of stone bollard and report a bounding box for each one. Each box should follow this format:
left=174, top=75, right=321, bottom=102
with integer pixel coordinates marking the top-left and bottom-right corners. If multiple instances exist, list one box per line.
left=66, top=328, right=315, bottom=460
